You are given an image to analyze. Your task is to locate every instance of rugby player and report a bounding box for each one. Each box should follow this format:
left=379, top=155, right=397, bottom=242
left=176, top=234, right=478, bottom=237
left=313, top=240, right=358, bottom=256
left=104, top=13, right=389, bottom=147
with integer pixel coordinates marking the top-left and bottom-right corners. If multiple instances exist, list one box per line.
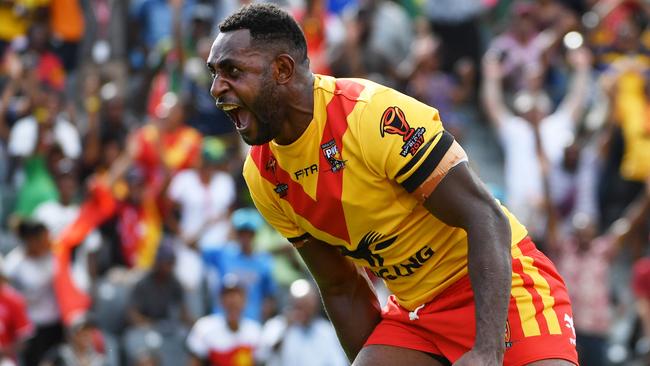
left=206, top=4, right=578, bottom=365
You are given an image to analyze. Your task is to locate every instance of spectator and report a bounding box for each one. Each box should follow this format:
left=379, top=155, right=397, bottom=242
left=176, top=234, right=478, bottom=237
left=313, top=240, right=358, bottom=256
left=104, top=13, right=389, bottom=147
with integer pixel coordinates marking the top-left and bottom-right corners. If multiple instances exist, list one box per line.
left=124, top=240, right=192, bottom=365
left=0, top=254, right=33, bottom=365
left=39, top=316, right=107, bottom=366
left=33, top=160, right=101, bottom=292
left=116, top=166, right=164, bottom=269
left=330, top=0, right=412, bottom=87
left=167, top=137, right=235, bottom=317
left=486, top=1, right=555, bottom=93
left=550, top=179, right=649, bottom=366
left=3, top=220, right=62, bottom=366
left=168, top=137, right=235, bottom=250
left=482, top=46, right=592, bottom=243
left=405, top=28, right=474, bottom=140
left=0, top=0, right=47, bottom=58
left=48, top=0, right=85, bottom=72
left=422, top=0, right=485, bottom=75
left=5, top=72, right=80, bottom=218
left=130, top=93, right=202, bottom=184
left=186, top=274, right=261, bottom=366
left=257, top=279, right=348, bottom=366
left=203, top=208, right=277, bottom=323
left=127, top=240, right=191, bottom=328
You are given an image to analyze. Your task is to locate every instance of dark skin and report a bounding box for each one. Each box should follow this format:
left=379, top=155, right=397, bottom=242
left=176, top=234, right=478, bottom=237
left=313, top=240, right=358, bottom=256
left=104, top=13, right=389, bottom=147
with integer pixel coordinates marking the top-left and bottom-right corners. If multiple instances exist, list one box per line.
left=208, top=28, right=573, bottom=366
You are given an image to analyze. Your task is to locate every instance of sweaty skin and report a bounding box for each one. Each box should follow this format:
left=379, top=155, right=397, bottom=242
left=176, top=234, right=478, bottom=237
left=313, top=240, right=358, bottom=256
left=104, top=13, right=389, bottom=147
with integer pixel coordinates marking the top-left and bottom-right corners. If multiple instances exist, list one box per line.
left=208, top=27, right=573, bottom=366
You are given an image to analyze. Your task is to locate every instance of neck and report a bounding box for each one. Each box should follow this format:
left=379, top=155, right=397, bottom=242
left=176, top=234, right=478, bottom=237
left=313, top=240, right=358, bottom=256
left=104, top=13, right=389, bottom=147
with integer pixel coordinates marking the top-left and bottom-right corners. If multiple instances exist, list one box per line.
left=274, top=71, right=315, bottom=145
left=198, top=169, right=210, bottom=183
left=227, top=317, right=240, bottom=332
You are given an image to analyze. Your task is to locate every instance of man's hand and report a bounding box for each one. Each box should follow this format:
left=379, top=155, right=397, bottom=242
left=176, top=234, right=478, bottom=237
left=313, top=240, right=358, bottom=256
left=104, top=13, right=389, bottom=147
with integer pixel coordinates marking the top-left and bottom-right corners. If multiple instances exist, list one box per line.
left=482, top=52, right=504, bottom=80
left=567, top=47, right=592, bottom=70
left=424, top=162, right=512, bottom=363
left=453, top=348, right=502, bottom=366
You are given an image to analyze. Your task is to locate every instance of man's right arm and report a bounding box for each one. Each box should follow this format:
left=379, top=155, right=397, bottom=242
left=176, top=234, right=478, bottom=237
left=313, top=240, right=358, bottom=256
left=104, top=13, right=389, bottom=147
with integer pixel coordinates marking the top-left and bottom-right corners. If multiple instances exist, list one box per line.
left=296, top=236, right=382, bottom=362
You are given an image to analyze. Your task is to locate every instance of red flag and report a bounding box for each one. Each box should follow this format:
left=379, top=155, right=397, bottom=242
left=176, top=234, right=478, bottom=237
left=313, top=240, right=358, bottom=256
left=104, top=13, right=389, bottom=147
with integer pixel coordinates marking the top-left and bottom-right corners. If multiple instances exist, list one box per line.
left=53, top=181, right=117, bottom=325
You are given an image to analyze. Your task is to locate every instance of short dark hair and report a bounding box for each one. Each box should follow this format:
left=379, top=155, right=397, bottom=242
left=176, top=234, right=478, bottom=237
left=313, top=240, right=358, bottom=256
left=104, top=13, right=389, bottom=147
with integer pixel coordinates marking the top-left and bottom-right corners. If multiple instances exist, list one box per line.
left=17, top=219, right=47, bottom=241
left=219, top=3, right=308, bottom=62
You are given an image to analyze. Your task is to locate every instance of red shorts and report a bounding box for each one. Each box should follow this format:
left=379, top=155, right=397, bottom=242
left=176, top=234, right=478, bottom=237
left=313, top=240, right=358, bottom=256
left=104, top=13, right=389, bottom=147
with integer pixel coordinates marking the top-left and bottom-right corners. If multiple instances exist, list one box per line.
left=365, top=237, right=578, bottom=366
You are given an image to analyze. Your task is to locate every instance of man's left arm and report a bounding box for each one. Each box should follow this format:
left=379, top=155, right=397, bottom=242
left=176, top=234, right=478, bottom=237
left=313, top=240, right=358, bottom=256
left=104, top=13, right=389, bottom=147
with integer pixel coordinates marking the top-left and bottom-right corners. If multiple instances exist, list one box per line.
left=423, top=161, right=512, bottom=365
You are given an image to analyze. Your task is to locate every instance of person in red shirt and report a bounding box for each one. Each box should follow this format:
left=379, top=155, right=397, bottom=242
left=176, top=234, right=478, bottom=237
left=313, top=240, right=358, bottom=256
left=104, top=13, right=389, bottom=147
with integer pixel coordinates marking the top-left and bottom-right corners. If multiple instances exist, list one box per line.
left=0, top=256, right=34, bottom=364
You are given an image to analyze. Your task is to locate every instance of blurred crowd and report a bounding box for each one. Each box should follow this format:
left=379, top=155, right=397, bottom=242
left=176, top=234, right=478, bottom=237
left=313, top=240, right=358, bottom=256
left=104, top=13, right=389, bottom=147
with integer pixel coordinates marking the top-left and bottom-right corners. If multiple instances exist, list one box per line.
left=0, top=0, right=649, bottom=364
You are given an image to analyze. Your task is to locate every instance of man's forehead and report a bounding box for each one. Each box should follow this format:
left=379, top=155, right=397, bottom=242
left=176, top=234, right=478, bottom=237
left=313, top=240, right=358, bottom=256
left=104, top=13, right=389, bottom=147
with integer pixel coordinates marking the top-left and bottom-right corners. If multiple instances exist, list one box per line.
left=208, top=29, right=255, bottom=62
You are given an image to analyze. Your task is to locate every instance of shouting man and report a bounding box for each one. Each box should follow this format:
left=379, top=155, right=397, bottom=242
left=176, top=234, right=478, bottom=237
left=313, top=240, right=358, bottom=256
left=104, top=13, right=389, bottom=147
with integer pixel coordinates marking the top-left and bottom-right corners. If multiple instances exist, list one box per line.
left=206, top=4, right=577, bottom=365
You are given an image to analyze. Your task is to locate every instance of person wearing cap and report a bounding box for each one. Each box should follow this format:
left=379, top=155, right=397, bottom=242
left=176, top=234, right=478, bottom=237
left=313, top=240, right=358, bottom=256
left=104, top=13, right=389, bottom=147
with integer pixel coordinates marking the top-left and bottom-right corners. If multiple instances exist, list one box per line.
left=186, top=273, right=261, bottom=366
left=203, top=208, right=277, bottom=322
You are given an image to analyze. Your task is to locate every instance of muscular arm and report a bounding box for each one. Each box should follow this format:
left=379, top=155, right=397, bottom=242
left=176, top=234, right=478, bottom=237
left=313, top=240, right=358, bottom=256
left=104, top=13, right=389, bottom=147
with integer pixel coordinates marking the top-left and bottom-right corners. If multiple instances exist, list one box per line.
left=296, top=237, right=382, bottom=361
left=423, top=162, right=512, bottom=363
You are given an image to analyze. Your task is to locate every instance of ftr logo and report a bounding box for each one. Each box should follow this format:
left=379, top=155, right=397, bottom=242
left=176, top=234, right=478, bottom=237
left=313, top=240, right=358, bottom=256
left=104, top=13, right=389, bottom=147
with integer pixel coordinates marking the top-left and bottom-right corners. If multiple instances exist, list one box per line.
left=380, top=106, right=426, bottom=157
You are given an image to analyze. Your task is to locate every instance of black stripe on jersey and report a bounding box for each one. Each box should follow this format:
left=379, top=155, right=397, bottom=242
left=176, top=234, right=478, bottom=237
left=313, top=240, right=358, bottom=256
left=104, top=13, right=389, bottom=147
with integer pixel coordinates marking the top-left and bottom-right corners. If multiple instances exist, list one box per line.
left=288, top=233, right=311, bottom=243
left=400, top=131, right=454, bottom=193
left=396, top=131, right=441, bottom=179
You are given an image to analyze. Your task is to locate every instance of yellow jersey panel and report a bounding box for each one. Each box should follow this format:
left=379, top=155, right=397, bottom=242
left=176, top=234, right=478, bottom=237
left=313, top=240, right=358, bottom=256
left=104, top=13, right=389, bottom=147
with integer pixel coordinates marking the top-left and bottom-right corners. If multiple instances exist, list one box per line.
left=243, top=75, right=528, bottom=310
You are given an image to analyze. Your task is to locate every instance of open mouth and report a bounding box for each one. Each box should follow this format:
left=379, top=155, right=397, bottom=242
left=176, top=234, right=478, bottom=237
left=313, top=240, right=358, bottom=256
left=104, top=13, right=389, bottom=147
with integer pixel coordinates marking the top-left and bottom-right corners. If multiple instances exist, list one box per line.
left=217, top=103, right=248, bottom=131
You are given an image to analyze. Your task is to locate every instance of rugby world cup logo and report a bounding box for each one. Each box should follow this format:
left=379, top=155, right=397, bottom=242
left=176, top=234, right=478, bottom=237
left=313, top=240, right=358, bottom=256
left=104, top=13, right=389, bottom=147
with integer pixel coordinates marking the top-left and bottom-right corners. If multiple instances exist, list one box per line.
left=380, top=106, right=426, bottom=157
left=381, top=106, right=414, bottom=141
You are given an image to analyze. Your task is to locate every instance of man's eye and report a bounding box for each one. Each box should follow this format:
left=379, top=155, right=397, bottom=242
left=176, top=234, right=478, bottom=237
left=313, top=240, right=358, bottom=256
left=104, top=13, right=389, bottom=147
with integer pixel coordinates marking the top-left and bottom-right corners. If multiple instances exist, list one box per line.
left=229, top=66, right=241, bottom=76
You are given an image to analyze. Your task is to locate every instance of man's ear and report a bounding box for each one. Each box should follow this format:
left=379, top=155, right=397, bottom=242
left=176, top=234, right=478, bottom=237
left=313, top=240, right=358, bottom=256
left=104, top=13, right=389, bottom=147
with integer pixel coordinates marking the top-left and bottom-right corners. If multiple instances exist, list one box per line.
left=274, top=54, right=295, bottom=85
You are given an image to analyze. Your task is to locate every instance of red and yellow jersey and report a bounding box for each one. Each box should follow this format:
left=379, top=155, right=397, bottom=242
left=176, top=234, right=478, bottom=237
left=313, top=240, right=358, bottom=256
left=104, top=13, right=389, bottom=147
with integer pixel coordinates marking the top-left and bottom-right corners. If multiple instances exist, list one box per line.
left=243, top=75, right=528, bottom=310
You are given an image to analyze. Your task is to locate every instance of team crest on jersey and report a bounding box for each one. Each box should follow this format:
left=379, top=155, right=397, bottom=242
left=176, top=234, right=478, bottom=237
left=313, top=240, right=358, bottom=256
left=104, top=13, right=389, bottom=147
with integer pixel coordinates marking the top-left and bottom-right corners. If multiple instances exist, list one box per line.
left=321, top=139, right=346, bottom=172
left=380, top=106, right=426, bottom=157
left=266, top=156, right=288, bottom=198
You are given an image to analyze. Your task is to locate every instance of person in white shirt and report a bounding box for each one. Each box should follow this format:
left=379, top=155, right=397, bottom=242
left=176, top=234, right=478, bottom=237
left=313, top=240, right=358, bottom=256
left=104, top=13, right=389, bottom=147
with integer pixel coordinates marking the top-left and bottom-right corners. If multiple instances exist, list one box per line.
left=32, top=160, right=101, bottom=292
left=168, top=137, right=236, bottom=319
left=3, top=220, right=63, bottom=366
left=186, top=274, right=261, bottom=366
left=7, top=83, right=81, bottom=160
left=168, top=137, right=236, bottom=250
left=257, top=279, right=348, bottom=366
left=481, top=46, right=592, bottom=241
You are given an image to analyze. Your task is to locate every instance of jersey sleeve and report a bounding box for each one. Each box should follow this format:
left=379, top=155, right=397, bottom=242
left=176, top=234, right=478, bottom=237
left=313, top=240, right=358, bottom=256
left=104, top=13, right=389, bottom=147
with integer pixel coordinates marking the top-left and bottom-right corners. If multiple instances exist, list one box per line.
left=8, top=288, right=34, bottom=341
left=243, top=156, right=308, bottom=243
left=186, top=318, right=210, bottom=358
left=356, top=88, right=468, bottom=201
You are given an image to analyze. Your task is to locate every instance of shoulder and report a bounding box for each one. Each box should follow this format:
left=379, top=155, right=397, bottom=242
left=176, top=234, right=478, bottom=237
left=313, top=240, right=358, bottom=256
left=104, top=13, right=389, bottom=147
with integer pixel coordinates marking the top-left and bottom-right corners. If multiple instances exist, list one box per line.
left=240, top=318, right=262, bottom=337
left=3, top=247, right=26, bottom=277
left=170, top=169, right=196, bottom=186
left=193, top=314, right=224, bottom=333
left=33, top=200, right=60, bottom=218
left=11, top=116, right=36, bottom=131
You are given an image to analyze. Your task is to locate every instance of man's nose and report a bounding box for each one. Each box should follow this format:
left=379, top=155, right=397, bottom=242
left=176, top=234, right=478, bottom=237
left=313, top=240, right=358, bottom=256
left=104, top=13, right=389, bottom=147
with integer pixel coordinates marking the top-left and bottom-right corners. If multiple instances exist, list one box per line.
left=210, top=75, right=229, bottom=100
